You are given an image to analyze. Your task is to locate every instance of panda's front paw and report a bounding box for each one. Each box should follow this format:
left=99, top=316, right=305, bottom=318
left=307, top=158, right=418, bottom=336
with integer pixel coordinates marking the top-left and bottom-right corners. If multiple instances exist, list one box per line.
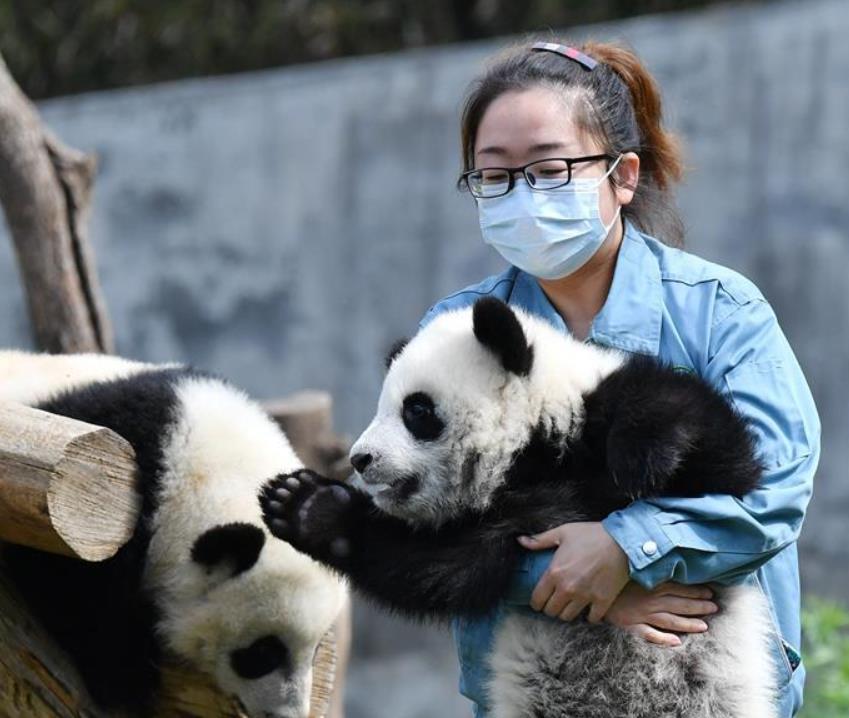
left=259, top=469, right=357, bottom=562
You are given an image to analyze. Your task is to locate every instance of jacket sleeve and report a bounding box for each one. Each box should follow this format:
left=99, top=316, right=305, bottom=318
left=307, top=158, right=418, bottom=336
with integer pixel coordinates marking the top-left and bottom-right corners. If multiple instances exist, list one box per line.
left=599, top=296, right=820, bottom=589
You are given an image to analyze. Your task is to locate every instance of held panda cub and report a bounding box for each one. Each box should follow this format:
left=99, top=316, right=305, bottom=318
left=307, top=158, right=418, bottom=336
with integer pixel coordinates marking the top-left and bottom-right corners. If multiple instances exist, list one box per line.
left=259, top=298, right=778, bottom=718
left=0, top=350, right=347, bottom=718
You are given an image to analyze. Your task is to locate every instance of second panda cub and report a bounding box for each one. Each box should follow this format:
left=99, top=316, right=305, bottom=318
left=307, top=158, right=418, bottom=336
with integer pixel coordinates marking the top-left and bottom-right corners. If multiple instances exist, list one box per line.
left=260, top=297, right=777, bottom=718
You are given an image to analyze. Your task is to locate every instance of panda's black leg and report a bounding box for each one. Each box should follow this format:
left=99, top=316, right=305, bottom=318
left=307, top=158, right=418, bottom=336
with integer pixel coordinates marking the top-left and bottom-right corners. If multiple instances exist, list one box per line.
left=259, top=469, right=365, bottom=565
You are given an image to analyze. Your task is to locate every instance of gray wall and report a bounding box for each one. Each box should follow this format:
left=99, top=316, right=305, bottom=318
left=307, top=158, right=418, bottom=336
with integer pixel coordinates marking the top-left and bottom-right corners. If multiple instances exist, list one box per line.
left=1, top=1, right=847, bottom=715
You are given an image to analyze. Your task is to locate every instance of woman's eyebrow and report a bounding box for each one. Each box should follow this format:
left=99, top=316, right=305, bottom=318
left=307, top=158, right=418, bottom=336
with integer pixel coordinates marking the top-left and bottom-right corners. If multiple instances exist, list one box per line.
left=475, top=141, right=576, bottom=157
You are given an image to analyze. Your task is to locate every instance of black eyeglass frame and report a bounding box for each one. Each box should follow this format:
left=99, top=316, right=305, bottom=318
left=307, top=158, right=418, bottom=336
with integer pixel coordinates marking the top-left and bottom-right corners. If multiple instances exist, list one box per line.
left=459, top=153, right=615, bottom=198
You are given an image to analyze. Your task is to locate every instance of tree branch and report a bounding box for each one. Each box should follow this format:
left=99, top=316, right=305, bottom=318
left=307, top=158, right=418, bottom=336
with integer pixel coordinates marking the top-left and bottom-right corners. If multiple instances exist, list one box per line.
left=0, top=51, right=113, bottom=354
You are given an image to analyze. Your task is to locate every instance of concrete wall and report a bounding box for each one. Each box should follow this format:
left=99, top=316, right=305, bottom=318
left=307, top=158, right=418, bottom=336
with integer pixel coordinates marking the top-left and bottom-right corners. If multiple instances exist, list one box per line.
left=1, top=1, right=847, bottom=715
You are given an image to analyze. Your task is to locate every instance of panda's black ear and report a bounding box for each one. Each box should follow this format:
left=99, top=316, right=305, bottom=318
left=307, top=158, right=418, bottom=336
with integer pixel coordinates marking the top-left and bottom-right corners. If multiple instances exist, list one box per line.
left=473, top=297, right=534, bottom=376
left=384, top=337, right=409, bottom=370
left=191, top=522, right=265, bottom=578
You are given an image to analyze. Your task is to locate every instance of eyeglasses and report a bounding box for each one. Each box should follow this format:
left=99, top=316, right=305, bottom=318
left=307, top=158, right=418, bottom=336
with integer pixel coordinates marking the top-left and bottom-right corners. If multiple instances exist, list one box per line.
left=460, top=154, right=614, bottom=199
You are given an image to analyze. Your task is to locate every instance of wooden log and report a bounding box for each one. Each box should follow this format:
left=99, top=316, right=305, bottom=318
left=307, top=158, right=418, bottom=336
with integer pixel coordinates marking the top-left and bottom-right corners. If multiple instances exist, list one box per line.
left=0, top=564, right=111, bottom=718
left=325, top=594, right=351, bottom=718
left=264, top=391, right=351, bottom=480
left=0, top=51, right=113, bottom=354
left=0, top=403, right=139, bottom=562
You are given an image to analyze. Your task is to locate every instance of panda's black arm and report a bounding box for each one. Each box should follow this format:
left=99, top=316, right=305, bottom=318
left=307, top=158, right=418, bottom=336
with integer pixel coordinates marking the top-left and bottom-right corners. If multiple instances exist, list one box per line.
left=578, top=354, right=763, bottom=509
left=344, top=510, right=521, bottom=618
left=260, top=470, right=521, bottom=619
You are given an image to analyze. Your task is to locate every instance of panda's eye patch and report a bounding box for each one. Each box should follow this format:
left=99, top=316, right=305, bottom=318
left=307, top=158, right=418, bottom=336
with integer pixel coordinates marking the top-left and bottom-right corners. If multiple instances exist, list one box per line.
left=402, top=392, right=444, bottom=441
left=230, top=635, right=290, bottom=680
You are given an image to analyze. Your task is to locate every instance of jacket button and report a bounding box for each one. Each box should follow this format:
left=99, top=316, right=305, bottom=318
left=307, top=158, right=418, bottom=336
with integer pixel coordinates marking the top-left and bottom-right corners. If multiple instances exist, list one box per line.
left=642, top=540, right=658, bottom=556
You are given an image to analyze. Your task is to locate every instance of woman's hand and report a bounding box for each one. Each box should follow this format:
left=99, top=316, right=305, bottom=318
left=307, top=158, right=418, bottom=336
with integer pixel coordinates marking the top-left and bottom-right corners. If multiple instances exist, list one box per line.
left=604, top=581, right=719, bottom=646
left=517, top=522, right=630, bottom=623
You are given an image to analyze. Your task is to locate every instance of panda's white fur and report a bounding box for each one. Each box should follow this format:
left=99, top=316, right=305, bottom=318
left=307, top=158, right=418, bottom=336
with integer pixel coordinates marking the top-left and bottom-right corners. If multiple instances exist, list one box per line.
left=0, top=348, right=169, bottom=403
left=487, top=584, right=776, bottom=718
left=260, top=299, right=779, bottom=718
left=0, top=350, right=347, bottom=718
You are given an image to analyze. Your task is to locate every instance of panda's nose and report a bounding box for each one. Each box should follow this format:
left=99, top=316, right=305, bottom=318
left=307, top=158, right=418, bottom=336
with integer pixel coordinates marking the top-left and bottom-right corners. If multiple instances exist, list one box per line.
left=351, top=453, right=373, bottom=473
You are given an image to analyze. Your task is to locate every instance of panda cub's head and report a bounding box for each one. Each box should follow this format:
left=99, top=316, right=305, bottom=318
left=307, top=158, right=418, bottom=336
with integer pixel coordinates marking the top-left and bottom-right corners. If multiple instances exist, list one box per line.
left=163, top=521, right=343, bottom=718
left=350, top=298, right=624, bottom=526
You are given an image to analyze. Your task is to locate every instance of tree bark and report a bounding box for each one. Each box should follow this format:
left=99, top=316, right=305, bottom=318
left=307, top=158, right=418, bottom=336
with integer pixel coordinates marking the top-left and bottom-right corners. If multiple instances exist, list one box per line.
left=0, top=51, right=113, bottom=354
left=0, top=566, right=111, bottom=718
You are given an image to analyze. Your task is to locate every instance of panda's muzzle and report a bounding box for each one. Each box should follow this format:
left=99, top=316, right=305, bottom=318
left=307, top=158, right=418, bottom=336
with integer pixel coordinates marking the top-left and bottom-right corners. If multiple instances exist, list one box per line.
left=378, top=473, right=421, bottom=502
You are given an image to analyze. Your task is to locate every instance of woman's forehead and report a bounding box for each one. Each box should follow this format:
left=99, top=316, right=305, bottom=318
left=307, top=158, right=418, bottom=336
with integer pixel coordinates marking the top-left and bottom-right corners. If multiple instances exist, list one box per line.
left=474, top=86, right=594, bottom=161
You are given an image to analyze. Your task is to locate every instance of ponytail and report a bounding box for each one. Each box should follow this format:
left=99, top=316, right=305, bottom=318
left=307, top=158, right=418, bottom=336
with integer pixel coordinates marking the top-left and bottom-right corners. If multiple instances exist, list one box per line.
left=459, top=39, right=686, bottom=246
left=581, top=42, right=683, bottom=192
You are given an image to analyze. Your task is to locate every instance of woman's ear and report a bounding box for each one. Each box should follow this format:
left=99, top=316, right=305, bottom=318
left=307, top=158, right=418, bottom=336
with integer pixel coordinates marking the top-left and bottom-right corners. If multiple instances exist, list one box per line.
left=613, top=151, right=640, bottom=206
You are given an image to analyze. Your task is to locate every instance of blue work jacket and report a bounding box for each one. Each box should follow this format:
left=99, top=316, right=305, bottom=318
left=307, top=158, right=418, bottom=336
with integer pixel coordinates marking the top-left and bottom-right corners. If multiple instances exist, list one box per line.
left=419, top=220, right=820, bottom=718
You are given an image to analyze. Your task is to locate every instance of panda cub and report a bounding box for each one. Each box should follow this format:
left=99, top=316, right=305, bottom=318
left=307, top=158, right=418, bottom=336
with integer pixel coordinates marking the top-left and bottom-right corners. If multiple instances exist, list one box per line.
left=260, top=298, right=779, bottom=718
left=0, top=351, right=347, bottom=718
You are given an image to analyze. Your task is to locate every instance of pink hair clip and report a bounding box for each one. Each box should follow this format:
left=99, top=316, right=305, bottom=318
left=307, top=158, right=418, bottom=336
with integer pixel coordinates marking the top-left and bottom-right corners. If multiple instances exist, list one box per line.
left=531, top=42, right=597, bottom=71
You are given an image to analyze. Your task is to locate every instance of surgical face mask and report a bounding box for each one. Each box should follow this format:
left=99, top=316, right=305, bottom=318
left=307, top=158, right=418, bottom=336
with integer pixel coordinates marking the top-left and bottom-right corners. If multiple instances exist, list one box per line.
left=476, top=156, right=622, bottom=280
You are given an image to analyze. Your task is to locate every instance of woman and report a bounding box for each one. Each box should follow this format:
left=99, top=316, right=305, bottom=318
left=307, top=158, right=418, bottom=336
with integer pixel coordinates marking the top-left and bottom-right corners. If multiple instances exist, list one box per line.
left=418, top=40, right=819, bottom=717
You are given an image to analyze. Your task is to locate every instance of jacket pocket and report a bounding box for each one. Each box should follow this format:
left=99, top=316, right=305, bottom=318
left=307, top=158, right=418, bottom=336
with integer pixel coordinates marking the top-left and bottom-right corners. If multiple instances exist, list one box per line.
left=750, top=574, right=798, bottom=688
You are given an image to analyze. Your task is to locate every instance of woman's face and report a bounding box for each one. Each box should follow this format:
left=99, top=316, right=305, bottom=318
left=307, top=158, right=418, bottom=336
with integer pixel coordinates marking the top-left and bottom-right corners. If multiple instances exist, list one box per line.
left=473, top=85, right=637, bottom=233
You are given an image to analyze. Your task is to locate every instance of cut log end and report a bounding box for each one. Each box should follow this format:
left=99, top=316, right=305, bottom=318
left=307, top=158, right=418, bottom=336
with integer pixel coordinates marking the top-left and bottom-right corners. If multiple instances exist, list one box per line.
left=0, top=404, right=140, bottom=562
left=47, top=427, right=140, bottom=562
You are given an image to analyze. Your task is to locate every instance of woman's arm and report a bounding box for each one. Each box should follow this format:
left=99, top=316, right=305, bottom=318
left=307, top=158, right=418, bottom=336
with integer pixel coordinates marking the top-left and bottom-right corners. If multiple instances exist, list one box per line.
left=517, top=297, right=820, bottom=624
left=602, top=297, right=819, bottom=590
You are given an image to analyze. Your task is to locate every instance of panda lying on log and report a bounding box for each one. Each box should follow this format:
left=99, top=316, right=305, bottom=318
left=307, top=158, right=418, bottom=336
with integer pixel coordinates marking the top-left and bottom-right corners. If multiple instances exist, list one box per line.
left=0, top=351, right=347, bottom=718
left=260, top=297, right=778, bottom=718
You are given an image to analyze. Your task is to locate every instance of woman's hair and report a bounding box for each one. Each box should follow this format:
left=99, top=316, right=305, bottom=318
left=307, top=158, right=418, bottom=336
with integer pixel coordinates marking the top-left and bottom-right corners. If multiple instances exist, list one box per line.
left=459, top=40, right=685, bottom=247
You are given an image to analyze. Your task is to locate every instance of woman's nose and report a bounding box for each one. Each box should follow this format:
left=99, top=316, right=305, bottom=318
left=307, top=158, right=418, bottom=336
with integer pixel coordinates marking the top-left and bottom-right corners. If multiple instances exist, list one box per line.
left=350, top=452, right=373, bottom=473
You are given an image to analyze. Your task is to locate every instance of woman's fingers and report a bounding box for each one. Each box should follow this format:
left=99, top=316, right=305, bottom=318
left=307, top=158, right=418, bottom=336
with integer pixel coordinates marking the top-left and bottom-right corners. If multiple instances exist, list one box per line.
left=587, top=597, right=614, bottom=624
left=624, top=623, right=682, bottom=647
left=646, top=612, right=709, bottom=634
left=651, top=595, right=718, bottom=616
left=518, top=528, right=562, bottom=550
left=653, top=582, right=713, bottom=600
left=559, top=599, right=589, bottom=622
left=530, top=573, right=556, bottom=612
left=541, top=589, right=571, bottom=618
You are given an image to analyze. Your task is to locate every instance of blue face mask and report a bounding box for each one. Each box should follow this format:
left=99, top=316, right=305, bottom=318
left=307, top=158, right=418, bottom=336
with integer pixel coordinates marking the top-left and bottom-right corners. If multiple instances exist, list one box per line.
left=477, top=156, right=622, bottom=280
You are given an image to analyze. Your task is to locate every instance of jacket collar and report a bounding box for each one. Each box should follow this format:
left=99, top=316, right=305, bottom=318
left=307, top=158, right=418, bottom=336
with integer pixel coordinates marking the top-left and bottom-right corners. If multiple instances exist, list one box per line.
left=508, top=220, right=663, bottom=356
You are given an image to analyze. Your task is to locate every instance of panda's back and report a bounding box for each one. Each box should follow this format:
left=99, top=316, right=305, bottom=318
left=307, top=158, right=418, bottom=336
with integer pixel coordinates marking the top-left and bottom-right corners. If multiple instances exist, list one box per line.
left=0, top=350, right=178, bottom=405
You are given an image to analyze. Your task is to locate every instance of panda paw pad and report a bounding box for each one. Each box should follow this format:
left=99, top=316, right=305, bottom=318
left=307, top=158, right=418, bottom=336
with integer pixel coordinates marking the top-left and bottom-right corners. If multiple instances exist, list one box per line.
left=259, top=469, right=356, bottom=560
